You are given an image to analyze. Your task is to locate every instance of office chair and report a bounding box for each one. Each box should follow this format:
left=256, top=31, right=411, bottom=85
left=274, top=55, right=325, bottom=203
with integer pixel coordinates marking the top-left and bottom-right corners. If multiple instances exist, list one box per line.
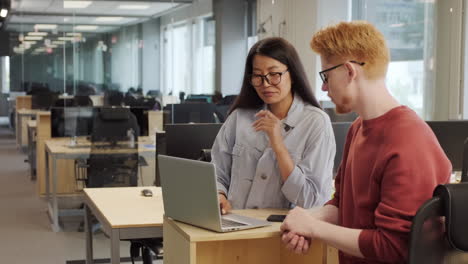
left=408, top=183, right=468, bottom=264
left=85, top=107, right=140, bottom=188
left=461, top=137, right=468, bottom=182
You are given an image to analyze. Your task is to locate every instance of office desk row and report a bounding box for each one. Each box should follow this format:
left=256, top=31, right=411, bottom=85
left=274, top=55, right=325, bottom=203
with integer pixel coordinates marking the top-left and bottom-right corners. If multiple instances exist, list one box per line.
left=45, top=137, right=156, bottom=232
left=84, top=187, right=339, bottom=264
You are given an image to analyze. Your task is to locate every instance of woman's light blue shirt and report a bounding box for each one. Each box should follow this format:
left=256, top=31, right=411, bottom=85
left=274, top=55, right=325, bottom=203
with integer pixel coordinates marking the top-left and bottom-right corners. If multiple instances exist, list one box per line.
left=211, top=95, right=335, bottom=209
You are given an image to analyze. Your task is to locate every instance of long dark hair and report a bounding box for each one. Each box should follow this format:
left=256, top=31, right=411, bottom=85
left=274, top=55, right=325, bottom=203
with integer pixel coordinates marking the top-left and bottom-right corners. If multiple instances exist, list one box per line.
left=229, top=37, right=321, bottom=114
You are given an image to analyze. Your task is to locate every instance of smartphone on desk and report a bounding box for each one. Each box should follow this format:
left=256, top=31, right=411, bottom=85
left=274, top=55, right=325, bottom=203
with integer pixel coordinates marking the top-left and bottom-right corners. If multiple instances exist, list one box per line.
left=266, top=214, right=286, bottom=222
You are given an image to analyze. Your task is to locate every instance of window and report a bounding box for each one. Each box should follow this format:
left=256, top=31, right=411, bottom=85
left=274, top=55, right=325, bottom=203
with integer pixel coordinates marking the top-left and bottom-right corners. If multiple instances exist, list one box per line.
left=315, top=0, right=436, bottom=118
left=162, top=16, right=215, bottom=97
left=352, top=0, right=436, bottom=118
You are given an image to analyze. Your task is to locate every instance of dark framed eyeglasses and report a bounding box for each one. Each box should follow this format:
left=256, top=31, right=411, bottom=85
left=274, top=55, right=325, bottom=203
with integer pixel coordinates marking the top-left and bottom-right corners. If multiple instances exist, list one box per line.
left=319, top=61, right=365, bottom=84
left=250, top=69, right=289, bottom=87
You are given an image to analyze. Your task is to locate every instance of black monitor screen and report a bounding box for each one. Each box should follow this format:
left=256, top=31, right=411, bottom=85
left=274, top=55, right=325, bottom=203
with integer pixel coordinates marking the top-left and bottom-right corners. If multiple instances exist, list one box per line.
left=51, top=107, right=96, bottom=137
left=332, top=122, right=352, bottom=174
left=32, top=93, right=59, bottom=110
left=426, top=120, right=468, bottom=171
left=164, top=103, right=217, bottom=123
left=165, top=123, right=222, bottom=160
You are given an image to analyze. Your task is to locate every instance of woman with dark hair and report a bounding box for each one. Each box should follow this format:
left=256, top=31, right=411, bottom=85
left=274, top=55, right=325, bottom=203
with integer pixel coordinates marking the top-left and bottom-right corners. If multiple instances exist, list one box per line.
left=211, top=37, right=335, bottom=213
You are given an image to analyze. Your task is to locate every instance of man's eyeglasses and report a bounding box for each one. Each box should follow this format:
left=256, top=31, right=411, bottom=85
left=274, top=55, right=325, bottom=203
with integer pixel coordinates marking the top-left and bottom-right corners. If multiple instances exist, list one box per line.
left=250, top=69, right=289, bottom=87
left=319, top=61, right=365, bottom=84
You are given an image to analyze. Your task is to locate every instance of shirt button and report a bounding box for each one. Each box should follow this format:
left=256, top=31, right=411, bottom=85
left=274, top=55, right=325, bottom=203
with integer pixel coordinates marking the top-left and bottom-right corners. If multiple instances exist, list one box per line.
left=260, top=174, right=267, bottom=180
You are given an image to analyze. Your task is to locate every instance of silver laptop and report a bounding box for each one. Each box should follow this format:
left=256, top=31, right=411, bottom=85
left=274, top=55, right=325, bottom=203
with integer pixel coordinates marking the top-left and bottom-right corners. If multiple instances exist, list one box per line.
left=158, top=155, right=271, bottom=232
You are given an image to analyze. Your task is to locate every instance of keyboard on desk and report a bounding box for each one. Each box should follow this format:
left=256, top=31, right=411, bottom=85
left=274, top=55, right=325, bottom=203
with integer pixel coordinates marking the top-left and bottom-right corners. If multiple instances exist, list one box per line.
left=221, top=218, right=247, bottom=228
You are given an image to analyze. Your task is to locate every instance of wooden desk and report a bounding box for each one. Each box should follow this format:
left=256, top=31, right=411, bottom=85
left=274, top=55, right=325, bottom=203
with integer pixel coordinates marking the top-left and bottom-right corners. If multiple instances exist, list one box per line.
left=27, top=120, right=37, bottom=180
left=16, top=95, right=32, bottom=110
left=16, top=109, right=40, bottom=151
left=84, top=187, right=163, bottom=264
left=164, top=209, right=337, bottom=264
left=45, top=137, right=156, bottom=232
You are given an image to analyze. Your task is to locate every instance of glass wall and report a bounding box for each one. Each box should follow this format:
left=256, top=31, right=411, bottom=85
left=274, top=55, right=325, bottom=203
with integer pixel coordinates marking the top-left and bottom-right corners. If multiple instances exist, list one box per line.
left=8, top=1, right=215, bottom=103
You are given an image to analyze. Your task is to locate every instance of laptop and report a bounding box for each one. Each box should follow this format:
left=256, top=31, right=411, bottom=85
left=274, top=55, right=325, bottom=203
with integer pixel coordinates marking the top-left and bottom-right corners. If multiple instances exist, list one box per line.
left=158, top=155, right=271, bottom=232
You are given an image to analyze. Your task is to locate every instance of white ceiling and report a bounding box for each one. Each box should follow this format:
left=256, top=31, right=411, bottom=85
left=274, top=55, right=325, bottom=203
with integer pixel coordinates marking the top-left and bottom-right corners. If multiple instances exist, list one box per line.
left=7, top=0, right=189, bottom=32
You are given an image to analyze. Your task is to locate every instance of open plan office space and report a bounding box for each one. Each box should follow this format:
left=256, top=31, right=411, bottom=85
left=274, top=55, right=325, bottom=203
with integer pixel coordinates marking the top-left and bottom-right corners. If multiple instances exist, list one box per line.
left=1, top=0, right=468, bottom=263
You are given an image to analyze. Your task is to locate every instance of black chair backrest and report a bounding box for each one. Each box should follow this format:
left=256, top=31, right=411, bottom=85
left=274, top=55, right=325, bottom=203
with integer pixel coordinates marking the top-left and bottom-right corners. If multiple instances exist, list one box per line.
left=409, top=184, right=468, bottom=263
left=408, top=196, right=448, bottom=264
left=462, top=137, right=468, bottom=182
left=91, top=107, right=140, bottom=143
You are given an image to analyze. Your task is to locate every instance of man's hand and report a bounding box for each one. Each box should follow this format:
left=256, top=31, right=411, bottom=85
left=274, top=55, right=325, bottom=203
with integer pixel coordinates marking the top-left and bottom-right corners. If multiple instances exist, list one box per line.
left=218, top=193, right=232, bottom=215
left=280, top=207, right=317, bottom=254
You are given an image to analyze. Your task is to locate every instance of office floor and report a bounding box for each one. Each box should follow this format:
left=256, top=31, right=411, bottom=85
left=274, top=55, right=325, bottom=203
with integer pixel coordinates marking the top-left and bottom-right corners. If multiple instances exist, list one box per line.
left=0, top=117, right=162, bottom=264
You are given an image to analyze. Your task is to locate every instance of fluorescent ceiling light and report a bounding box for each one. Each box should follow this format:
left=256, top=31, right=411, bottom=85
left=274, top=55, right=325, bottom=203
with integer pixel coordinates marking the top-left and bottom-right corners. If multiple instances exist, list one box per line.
left=95, top=17, right=123, bottom=22
left=74, top=25, right=98, bottom=31
left=118, top=4, right=149, bottom=10
left=28, top=32, right=48, bottom=36
left=48, top=44, right=58, bottom=48
left=34, top=24, right=58, bottom=30
left=58, top=37, right=75, bottom=41
left=22, top=41, right=37, bottom=44
left=0, top=8, right=8, bottom=18
left=52, top=41, right=66, bottom=45
left=63, top=1, right=92, bottom=9
left=66, top=32, right=82, bottom=37
left=24, top=36, right=43, bottom=41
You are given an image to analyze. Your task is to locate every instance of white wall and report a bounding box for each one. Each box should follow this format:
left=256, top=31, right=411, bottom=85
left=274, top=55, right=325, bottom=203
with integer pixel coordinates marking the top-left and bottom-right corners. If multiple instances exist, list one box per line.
left=257, top=0, right=351, bottom=97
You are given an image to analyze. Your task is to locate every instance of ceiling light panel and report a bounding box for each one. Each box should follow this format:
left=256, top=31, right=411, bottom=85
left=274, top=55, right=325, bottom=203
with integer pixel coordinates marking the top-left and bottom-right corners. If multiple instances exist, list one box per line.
left=34, top=24, right=58, bottom=30
left=95, top=17, right=124, bottom=22
left=64, top=1, right=93, bottom=9
left=118, top=4, right=150, bottom=10
left=24, top=36, right=43, bottom=41
left=28, top=32, right=48, bottom=36
left=74, top=25, right=98, bottom=31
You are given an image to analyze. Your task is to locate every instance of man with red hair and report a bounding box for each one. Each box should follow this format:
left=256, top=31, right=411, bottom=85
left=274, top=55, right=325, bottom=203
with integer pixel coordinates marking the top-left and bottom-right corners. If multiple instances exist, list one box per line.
left=280, top=21, right=451, bottom=264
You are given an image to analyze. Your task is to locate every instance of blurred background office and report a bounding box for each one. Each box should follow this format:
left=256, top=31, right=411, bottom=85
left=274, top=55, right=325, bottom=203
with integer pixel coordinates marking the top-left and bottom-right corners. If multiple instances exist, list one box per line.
left=0, top=0, right=467, bottom=122
left=2, top=0, right=468, bottom=263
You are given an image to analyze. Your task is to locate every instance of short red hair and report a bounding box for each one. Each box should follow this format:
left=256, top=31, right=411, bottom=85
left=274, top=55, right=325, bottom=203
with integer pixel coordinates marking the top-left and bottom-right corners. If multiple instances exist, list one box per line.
left=311, top=21, right=390, bottom=80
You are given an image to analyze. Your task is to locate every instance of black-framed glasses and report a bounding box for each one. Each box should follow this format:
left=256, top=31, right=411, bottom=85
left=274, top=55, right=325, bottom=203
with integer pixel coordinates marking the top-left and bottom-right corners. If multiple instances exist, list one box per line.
left=319, top=61, right=365, bottom=84
left=250, top=69, right=289, bottom=87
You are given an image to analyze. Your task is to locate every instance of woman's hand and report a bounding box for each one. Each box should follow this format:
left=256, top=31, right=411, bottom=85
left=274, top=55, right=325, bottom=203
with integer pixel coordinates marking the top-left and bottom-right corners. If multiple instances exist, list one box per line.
left=253, top=110, right=283, bottom=148
left=218, top=193, right=232, bottom=215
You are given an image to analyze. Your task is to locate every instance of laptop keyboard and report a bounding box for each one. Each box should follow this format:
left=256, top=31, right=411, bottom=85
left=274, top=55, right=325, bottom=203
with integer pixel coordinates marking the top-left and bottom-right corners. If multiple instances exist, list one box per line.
left=221, top=218, right=248, bottom=228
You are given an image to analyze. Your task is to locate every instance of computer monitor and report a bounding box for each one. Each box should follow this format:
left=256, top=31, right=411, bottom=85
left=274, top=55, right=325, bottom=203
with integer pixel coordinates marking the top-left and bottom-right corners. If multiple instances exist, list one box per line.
left=32, top=93, right=59, bottom=110
left=164, top=103, right=217, bottom=123
left=51, top=107, right=96, bottom=137
left=332, top=122, right=352, bottom=175
left=426, top=120, right=468, bottom=171
left=164, top=123, right=223, bottom=160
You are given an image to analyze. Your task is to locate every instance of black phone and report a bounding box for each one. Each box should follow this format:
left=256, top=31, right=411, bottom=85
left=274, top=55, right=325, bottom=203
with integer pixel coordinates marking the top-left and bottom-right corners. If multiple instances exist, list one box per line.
left=266, top=214, right=286, bottom=222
